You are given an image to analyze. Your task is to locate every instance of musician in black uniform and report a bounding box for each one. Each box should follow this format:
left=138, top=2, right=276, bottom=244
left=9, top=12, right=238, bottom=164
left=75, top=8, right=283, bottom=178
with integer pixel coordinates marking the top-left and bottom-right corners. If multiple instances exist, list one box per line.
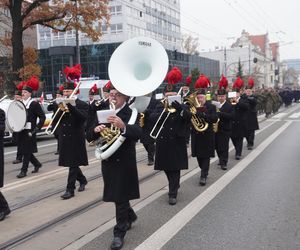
left=86, top=87, right=142, bottom=250
left=151, top=90, right=190, bottom=205
left=12, top=86, right=23, bottom=164
left=230, top=90, right=249, bottom=160
left=55, top=82, right=89, bottom=200
left=17, top=78, right=46, bottom=178
left=0, top=107, right=11, bottom=221
left=215, top=88, right=234, bottom=170
left=190, top=88, right=218, bottom=186
left=244, top=87, right=259, bottom=150
left=140, top=95, right=158, bottom=166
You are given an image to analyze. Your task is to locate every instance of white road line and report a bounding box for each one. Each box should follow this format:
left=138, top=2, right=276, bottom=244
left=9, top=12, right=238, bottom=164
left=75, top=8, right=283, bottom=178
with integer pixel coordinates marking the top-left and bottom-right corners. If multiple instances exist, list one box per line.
left=289, top=112, right=300, bottom=119
left=135, top=121, right=292, bottom=250
left=272, top=112, right=287, bottom=119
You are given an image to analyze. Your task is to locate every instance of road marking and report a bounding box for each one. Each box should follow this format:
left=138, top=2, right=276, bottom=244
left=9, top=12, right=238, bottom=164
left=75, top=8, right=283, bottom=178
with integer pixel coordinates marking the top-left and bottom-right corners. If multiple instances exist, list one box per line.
left=4, top=142, right=57, bottom=156
left=289, top=112, right=300, bottom=119
left=135, top=121, right=292, bottom=250
left=272, top=112, right=287, bottom=119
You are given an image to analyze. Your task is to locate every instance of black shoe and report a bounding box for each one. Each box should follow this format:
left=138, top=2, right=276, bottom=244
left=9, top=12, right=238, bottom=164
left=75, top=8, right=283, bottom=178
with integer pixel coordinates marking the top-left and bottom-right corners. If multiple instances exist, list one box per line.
left=221, top=165, right=227, bottom=170
left=32, top=164, right=42, bottom=173
left=235, top=155, right=241, bottom=160
left=17, top=171, right=27, bottom=178
left=147, top=160, right=154, bottom=166
left=247, top=146, right=253, bottom=150
left=168, top=197, right=177, bottom=205
left=61, top=191, right=74, bottom=200
left=78, top=182, right=87, bottom=192
left=0, top=208, right=11, bottom=221
left=199, top=177, right=206, bottom=186
left=12, top=159, right=22, bottom=164
left=110, top=237, right=124, bottom=250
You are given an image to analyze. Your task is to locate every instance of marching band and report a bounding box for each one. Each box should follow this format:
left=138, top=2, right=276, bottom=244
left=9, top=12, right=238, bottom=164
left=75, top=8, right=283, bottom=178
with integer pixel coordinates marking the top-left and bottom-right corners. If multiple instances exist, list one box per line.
left=0, top=37, right=296, bottom=249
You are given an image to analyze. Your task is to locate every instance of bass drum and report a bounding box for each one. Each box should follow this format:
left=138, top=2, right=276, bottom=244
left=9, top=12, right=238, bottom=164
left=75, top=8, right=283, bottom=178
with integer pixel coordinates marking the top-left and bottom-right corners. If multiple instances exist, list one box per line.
left=0, top=100, right=27, bottom=132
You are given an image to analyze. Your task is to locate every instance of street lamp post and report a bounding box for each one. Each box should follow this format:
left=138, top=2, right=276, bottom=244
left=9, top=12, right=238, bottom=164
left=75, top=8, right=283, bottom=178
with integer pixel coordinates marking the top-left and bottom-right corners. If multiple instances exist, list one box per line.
left=71, top=0, right=80, bottom=64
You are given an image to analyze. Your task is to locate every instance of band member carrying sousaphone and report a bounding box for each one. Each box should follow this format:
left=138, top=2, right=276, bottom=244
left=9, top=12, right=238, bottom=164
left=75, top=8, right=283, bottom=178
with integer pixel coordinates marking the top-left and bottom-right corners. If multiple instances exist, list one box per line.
left=16, top=76, right=46, bottom=178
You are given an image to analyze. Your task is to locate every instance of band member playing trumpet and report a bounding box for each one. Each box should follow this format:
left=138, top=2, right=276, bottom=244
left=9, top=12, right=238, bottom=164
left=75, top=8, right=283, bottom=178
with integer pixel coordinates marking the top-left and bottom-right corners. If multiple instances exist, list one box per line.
left=190, top=75, right=218, bottom=186
left=215, top=80, right=234, bottom=170
left=55, top=82, right=89, bottom=199
left=230, top=77, right=249, bottom=160
left=86, top=86, right=142, bottom=250
left=17, top=77, right=46, bottom=178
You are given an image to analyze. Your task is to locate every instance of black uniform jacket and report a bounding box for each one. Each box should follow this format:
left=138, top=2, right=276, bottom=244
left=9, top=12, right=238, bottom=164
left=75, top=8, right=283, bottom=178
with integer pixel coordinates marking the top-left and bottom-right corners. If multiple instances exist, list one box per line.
left=0, top=108, right=5, bottom=188
left=55, top=98, right=89, bottom=167
left=231, top=95, right=249, bottom=138
left=191, top=101, right=218, bottom=158
left=245, top=95, right=259, bottom=131
left=151, top=102, right=191, bottom=171
left=217, top=101, right=234, bottom=133
left=86, top=104, right=142, bottom=202
left=18, top=99, right=46, bottom=154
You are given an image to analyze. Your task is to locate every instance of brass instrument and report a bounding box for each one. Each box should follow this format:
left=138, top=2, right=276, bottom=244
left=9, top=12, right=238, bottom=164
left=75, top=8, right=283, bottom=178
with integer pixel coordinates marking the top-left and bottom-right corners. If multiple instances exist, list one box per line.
left=139, top=113, right=145, bottom=128
left=45, top=82, right=81, bottom=135
left=183, top=91, right=208, bottom=132
left=213, top=107, right=220, bottom=133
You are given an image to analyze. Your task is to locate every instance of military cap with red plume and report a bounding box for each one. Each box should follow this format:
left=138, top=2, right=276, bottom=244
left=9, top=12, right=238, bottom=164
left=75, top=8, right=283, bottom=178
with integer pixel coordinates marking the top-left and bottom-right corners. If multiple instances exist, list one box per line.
left=56, top=84, right=64, bottom=95
left=22, top=76, right=39, bottom=93
left=185, top=75, right=192, bottom=86
left=16, top=81, right=25, bottom=95
left=194, top=74, right=210, bottom=94
left=217, top=74, right=228, bottom=95
left=247, top=77, right=254, bottom=89
left=63, top=81, right=77, bottom=90
left=63, top=64, right=82, bottom=82
left=232, top=76, right=244, bottom=92
left=165, top=67, right=182, bottom=91
left=89, top=84, right=99, bottom=95
left=103, top=80, right=114, bottom=92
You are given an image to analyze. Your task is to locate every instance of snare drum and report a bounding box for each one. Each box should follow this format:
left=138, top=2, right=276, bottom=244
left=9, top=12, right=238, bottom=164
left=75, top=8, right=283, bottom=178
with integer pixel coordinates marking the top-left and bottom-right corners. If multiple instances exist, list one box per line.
left=0, top=100, right=27, bottom=132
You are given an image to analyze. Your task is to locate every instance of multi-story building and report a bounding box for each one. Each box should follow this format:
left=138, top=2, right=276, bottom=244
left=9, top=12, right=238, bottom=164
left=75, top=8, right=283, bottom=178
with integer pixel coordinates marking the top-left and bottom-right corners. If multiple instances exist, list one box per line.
left=37, top=0, right=220, bottom=92
left=200, top=30, right=280, bottom=88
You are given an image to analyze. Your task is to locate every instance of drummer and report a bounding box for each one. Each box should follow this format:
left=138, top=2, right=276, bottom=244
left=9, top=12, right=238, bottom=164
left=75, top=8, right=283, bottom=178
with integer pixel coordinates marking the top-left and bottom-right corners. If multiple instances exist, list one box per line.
left=16, top=77, right=46, bottom=178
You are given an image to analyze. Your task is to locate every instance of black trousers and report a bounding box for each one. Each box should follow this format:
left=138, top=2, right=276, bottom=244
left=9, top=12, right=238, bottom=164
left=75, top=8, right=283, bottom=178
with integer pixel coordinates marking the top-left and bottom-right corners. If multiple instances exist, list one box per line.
left=66, top=166, right=87, bottom=191
left=245, top=130, right=255, bottom=147
left=143, top=142, right=155, bottom=162
left=0, top=191, right=9, bottom=211
left=215, top=132, right=230, bottom=166
left=196, top=157, right=210, bottom=178
left=21, top=153, right=41, bottom=173
left=164, top=170, right=180, bottom=198
left=231, top=136, right=244, bottom=157
left=113, top=201, right=136, bottom=238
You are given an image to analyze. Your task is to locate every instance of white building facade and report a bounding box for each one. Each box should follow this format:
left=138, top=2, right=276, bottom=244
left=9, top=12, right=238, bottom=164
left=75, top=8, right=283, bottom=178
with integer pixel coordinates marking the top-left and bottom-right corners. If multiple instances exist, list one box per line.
left=37, top=0, right=181, bottom=52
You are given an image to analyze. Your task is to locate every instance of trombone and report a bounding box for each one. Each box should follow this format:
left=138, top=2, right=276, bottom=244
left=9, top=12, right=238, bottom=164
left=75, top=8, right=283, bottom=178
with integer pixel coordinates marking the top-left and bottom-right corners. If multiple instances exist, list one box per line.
left=45, top=82, right=81, bottom=135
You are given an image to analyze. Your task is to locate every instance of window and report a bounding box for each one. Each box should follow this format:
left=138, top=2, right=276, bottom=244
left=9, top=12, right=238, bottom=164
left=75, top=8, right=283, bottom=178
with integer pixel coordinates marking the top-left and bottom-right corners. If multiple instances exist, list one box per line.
left=110, top=5, right=122, bottom=15
left=110, top=24, right=123, bottom=34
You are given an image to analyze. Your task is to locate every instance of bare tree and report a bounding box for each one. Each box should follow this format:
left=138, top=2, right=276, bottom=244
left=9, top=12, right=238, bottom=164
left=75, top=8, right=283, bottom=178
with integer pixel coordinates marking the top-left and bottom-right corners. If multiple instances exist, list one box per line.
left=181, top=34, right=200, bottom=55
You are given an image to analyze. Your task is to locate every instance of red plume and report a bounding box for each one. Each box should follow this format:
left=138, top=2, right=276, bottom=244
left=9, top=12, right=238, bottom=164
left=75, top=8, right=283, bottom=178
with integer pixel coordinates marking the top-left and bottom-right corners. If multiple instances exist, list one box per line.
left=194, top=74, right=210, bottom=89
left=59, top=84, right=64, bottom=91
left=219, top=74, right=228, bottom=89
left=26, top=76, right=39, bottom=91
left=248, top=77, right=254, bottom=88
left=185, top=75, right=192, bottom=86
left=105, top=80, right=112, bottom=90
left=16, top=81, right=26, bottom=91
left=166, top=67, right=182, bottom=85
left=232, top=76, right=244, bottom=90
left=63, top=64, right=82, bottom=81
left=90, top=83, right=98, bottom=94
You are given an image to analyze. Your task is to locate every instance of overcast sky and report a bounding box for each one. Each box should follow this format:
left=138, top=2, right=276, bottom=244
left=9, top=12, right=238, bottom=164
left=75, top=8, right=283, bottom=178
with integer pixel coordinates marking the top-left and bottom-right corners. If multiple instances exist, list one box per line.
left=180, top=0, right=299, bottom=60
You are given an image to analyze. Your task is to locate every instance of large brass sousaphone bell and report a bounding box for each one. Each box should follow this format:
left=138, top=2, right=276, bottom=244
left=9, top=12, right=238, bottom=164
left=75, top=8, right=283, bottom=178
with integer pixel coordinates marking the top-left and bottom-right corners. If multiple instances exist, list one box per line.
left=94, top=36, right=169, bottom=160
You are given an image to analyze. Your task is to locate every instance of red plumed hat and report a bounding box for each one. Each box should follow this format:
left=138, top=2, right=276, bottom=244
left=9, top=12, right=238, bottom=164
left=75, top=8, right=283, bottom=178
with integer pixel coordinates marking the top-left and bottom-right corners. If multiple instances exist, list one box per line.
left=185, top=75, right=192, bottom=86
left=89, top=83, right=98, bottom=95
left=22, top=76, right=39, bottom=93
left=219, top=74, right=228, bottom=90
left=232, top=76, right=244, bottom=91
left=63, top=64, right=82, bottom=82
left=16, top=81, right=25, bottom=91
left=166, top=67, right=182, bottom=85
left=103, top=80, right=114, bottom=92
left=194, top=74, right=210, bottom=89
left=247, top=77, right=254, bottom=89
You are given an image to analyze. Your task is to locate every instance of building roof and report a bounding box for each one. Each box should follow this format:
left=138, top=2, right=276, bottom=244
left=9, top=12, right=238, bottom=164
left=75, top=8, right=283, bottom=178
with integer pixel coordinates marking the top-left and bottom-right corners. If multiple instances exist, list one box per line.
left=270, top=42, right=279, bottom=61
left=249, top=34, right=267, bottom=54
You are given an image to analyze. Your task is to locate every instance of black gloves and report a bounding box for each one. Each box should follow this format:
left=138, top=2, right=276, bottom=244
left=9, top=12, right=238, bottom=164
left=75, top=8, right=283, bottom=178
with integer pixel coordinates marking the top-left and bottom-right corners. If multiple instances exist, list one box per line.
left=172, top=100, right=183, bottom=112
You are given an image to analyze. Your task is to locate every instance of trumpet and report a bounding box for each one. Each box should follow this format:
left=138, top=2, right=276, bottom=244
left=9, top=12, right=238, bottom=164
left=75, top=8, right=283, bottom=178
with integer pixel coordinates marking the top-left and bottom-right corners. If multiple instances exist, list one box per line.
left=45, top=82, right=81, bottom=135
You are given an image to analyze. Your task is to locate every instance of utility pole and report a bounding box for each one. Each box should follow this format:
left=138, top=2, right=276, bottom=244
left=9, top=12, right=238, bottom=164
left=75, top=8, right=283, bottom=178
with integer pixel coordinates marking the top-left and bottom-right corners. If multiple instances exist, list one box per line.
left=224, top=47, right=227, bottom=76
left=248, top=44, right=251, bottom=76
left=72, top=0, right=80, bottom=64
